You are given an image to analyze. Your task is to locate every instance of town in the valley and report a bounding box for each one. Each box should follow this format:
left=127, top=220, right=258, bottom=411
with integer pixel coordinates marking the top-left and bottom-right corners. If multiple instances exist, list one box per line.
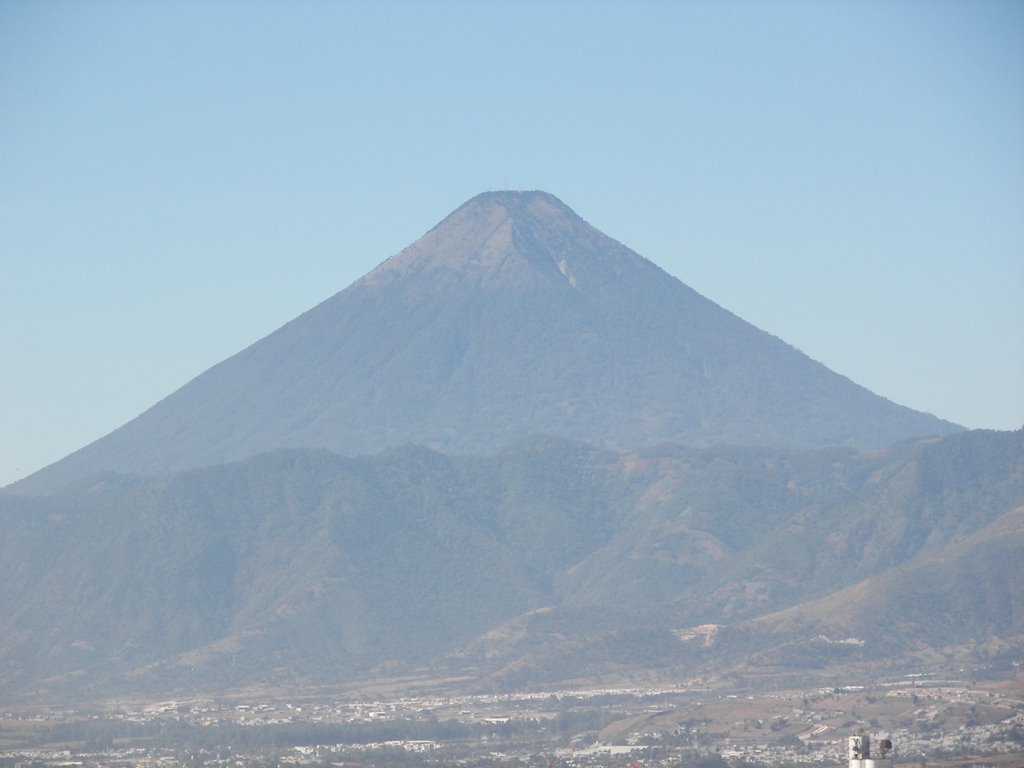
left=3, top=673, right=1022, bottom=768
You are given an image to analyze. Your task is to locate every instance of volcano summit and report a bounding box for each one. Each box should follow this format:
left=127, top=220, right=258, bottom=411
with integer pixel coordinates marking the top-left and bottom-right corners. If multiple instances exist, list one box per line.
left=15, top=191, right=957, bottom=493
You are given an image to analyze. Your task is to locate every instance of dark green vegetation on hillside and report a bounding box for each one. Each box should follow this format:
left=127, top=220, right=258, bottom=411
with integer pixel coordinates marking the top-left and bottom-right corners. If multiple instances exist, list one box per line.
left=2, top=428, right=1020, bottom=701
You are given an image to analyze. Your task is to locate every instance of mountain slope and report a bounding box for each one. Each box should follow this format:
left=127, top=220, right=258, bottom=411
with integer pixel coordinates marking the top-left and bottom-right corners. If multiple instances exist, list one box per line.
left=2, top=429, right=1019, bottom=700
left=448, top=430, right=1024, bottom=687
left=12, top=191, right=957, bottom=494
left=730, top=505, right=1024, bottom=671
left=0, top=439, right=631, bottom=698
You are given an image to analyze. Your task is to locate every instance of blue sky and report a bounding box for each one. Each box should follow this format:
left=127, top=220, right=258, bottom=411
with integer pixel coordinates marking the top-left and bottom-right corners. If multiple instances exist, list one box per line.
left=2, top=0, right=1022, bottom=488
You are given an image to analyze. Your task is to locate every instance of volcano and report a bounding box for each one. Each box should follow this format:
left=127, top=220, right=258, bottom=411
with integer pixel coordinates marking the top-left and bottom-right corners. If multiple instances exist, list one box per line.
left=14, top=190, right=957, bottom=493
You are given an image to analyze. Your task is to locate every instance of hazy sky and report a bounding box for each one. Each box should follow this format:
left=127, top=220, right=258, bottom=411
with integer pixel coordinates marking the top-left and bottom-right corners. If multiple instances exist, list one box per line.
left=2, top=0, right=1022, bottom=489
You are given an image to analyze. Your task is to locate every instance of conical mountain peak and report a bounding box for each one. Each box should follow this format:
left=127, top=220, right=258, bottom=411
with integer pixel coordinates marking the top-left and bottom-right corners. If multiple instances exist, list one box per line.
left=360, top=190, right=613, bottom=291
left=462, top=188, right=570, bottom=211
left=438, top=189, right=583, bottom=236
left=11, top=191, right=959, bottom=494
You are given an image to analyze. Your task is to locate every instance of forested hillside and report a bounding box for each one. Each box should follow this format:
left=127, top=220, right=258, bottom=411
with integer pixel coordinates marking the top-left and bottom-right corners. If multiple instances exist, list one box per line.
left=2, top=429, right=1020, bottom=701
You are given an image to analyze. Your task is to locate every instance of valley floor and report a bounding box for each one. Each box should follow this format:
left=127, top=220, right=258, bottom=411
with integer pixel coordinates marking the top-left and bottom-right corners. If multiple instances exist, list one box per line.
left=2, top=674, right=1023, bottom=767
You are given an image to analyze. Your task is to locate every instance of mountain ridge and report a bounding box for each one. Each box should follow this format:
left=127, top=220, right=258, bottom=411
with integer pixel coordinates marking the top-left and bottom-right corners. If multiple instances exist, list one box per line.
left=2, top=428, right=1019, bottom=700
